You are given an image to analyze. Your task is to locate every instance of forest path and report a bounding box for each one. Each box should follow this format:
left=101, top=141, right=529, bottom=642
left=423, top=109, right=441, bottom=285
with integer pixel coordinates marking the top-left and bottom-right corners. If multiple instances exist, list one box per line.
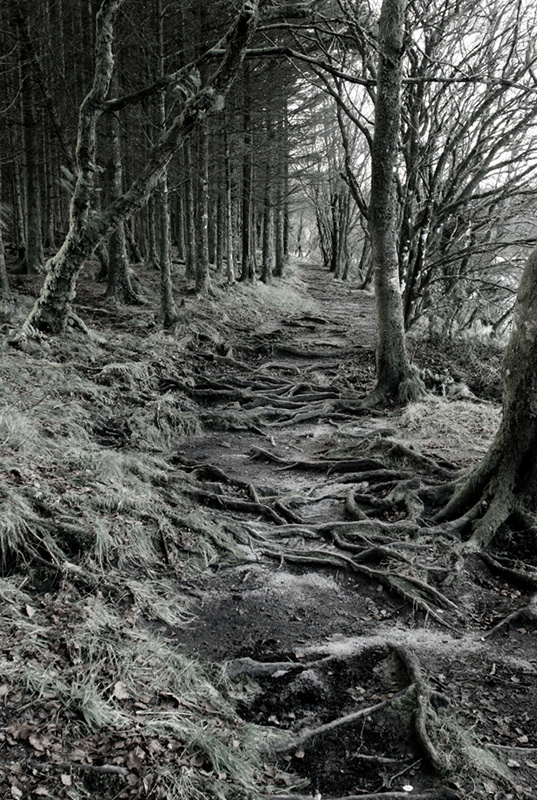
left=176, top=263, right=383, bottom=660
left=171, top=262, right=535, bottom=799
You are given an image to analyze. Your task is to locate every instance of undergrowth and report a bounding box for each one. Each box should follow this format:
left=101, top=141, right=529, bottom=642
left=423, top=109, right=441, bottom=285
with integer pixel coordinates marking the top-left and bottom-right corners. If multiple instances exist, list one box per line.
left=0, top=264, right=314, bottom=799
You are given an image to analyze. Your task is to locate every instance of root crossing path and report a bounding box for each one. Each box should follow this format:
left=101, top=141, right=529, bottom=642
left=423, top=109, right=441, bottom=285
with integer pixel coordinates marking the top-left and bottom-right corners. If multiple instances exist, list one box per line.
left=172, top=263, right=537, bottom=799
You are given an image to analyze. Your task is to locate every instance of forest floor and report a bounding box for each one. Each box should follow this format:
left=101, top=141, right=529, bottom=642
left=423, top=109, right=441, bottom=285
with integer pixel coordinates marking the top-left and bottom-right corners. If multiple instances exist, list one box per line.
left=0, top=258, right=535, bottom=800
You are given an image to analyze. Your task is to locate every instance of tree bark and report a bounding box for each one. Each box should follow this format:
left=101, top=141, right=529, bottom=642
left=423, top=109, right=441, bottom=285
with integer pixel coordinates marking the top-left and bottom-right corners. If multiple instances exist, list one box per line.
left=195, top=121, right=210, bottom=293
left=367, top=0, right=424, bottom=405
left=224, top=127, right=236, bottom=283
left=15, top=0, right=45, bottom=274
left=183, top=139, right=196, bottom=281
left=104, top=79, right=139, bottom=305
left=240, top=67, right=256, bottom=283
left=155, top=0, right=178, bottom=326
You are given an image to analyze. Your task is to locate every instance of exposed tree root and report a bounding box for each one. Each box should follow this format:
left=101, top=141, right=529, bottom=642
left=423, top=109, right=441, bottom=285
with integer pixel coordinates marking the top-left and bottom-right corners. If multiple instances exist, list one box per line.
left=226, top=654, right=333, bottom=679
left=391, top=644, right=449, bottom=773
left=249, top=446, right=337, bottom=471
left=267, top=693, right=402, bottom=754
left=479, top=553, right=537, bottom=589
left=260, top=791, right=459, bottom=800
left=262, top=549, right=460, bottom=628
left=344, top=486, right=373, bottom=520
left=484, top=593, right=537, bottom=638
left=182, top=485, right=288, bottom=525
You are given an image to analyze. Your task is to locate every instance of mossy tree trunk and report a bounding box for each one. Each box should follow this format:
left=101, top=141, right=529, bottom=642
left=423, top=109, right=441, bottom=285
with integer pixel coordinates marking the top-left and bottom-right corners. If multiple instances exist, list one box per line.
left=435, top=246, right=537, bottom=549
left=367, top=0, right=424, bottom=405
left=20, top=0, right=261, bottom=335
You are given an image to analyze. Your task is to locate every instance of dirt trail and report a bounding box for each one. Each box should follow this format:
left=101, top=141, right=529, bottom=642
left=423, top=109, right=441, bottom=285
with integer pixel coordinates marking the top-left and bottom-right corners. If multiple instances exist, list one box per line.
left=172, top=263, right=537, bottom=799
left=177, top=264, right=383, bottom=660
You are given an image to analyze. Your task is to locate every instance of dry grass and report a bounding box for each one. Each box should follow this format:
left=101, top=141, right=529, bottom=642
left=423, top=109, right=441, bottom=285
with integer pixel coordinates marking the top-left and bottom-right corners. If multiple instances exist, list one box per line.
left=0, top=266, right=309, bottom=799
left=397, top=398, right=501, bottom=465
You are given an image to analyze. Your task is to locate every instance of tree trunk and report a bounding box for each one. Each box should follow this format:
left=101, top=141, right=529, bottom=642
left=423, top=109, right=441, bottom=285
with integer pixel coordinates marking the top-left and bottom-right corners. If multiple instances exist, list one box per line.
left=367, top=0, right=424, bottom=405
left=16, top=1, right=44, bottom=274
left=0, top=167, right=10, bottom=297
left=155, top=0, right=178, bottom=326
left=104, top=85, right=139, bottom=305
left=240, top=68, right=256, bottom=283
left=261, top=176, right=274, bottom=284
left=183, top=139, right=196, bottom=281
left=224, top=127, right=236, bottom=283
left=195, top=121, right=210, bottom=293
left=435, top=246, right=537, bottom=549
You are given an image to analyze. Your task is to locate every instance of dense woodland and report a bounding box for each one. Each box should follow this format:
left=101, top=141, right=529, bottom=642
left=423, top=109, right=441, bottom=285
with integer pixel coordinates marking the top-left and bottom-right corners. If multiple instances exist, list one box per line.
left=3, top=1, right=537, bottom=799
left=2, top=0, right=537, bottom=333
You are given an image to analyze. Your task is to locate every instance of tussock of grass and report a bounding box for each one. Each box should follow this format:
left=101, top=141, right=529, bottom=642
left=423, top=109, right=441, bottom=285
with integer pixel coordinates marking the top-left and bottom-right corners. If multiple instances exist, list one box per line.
left=134, top=393, right=202, bottom=450
left=0, top=406, right=51, bottom=454
left=398, top=398, right=501, bottom=463
left=96, top=360, right=153, bottom=389
left=430, top=711, right=512, bottom=785
left=0, top=583, right=262, bottom=796
left=125, top=577, right=193, bottom=626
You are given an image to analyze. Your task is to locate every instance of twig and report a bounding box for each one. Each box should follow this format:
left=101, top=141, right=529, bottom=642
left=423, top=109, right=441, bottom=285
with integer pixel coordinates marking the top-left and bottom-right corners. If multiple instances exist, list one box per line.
left=28, top=759, right=129, bottom=777
left=266, top=693, right=402, bottom=754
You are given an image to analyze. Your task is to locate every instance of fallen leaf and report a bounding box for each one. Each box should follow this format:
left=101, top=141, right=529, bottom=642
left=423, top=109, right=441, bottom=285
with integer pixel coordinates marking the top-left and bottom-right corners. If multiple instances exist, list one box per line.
left=29, top=733, right=45, bottom=752
left=11, top=787, right=23, bottom=800
left=517, top=735, right=529, bottom=744
left=294, top=748, right=305, bottom=759
left=25, top=604, right=36, bottom=618
left=113, top=681, right=130, bottom=700
left=60, top=774, right=72, bottom=786
left=9, top=723, right=36, bottom=741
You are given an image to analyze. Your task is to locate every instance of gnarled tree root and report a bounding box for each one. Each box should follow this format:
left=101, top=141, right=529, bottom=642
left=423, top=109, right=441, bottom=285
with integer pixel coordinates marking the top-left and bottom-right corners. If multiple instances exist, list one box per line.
left=262, top=549, right=460, bottom=628
left=266, top=693, right=403, bottom=754
left=390, top=644, right=450, bottom=773
left=484, top=593, right=537, bottom=638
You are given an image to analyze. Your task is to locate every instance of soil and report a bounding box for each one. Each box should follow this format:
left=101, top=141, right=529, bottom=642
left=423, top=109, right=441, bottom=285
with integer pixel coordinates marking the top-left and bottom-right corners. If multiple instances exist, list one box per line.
left=167, top=262, right=537, bottom=800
